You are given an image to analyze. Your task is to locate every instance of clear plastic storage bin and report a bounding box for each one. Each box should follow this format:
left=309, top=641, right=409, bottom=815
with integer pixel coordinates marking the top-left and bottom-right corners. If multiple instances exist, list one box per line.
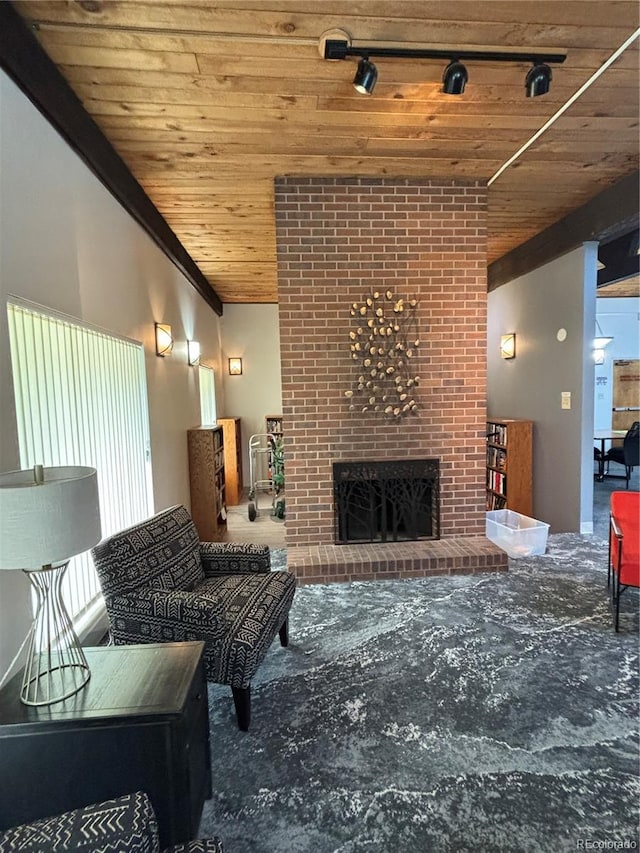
left=486, top=509, right=550, bottom=558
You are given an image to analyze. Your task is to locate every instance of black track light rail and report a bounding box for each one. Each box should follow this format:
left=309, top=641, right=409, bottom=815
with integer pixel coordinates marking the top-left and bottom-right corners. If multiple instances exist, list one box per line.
left=324, top=39, right=566, bottom=65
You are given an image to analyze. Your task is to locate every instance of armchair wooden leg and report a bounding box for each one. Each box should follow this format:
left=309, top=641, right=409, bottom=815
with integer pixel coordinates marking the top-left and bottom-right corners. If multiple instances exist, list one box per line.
left=232, top=686, right=251, bottom=732
left=279, top=617, right=289, bottom=647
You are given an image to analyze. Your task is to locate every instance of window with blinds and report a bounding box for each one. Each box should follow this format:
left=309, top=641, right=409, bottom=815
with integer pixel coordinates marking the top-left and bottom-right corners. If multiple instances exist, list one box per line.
left=199, top=364, right=217, bottom=424
left=7, top=299, right=153, bottom=625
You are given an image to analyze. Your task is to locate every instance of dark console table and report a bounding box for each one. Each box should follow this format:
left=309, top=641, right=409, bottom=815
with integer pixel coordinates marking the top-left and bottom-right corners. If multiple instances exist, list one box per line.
left=0, top=641, right=212, bottom=847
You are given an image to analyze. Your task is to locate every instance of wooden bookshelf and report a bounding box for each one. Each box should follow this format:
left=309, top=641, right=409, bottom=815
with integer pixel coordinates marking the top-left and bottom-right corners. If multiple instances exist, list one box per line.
left=265, top=415, right=283, bottom=441
left=187, top=426, right=227, bottom=541
left=217, top=417, right=243, bottom=505
left=486, top=418, right=533, bottom=516
left=265, top=415, right=283, bottom=482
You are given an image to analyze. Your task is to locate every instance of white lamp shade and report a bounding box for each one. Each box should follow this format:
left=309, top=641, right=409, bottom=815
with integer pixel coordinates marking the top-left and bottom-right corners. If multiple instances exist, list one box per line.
left=593, top=336, right=613, bottom=349
left=0, top=466, right=101, bottom=570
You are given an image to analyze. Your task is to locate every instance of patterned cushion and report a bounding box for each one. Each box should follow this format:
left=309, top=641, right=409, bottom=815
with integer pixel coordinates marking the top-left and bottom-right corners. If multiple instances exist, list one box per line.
left=200, top=542, right=270, bottom=575
left=167, top=842, right=224, bottom=853
left=200, top=570, right=296, bottom=686
left=108, top=570, right=296, bottom=688
left=93, top=506, right=204, bottom=596
left=109, top=587, right=226, bottom=640
left=0, top=792, right=159, bottom=852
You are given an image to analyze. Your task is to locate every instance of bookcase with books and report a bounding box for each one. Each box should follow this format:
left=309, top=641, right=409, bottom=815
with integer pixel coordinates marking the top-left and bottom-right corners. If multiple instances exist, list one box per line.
left=486, top=418, right=533, bottom=516
left=265, top=415, right=283, bottom=442
left=187, top=426, right=227, bottom=541
left=265, top=415, right=283, bottom=482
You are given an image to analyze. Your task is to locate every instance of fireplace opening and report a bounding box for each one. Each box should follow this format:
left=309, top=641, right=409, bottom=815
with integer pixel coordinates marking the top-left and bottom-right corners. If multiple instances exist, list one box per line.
left=333, top=459, right=440, bottom=544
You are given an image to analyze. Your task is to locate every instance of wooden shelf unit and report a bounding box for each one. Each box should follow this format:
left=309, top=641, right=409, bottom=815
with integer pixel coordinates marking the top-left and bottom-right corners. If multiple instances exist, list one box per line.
left=486, top=418, right=533, bottom=516
left=217, top=417, right=243, bottom=505
left=265, top=415, right=283, bottom=481
left=265, top=415, right=283, bottom=441
left=187, top=425, right=227, bottom=541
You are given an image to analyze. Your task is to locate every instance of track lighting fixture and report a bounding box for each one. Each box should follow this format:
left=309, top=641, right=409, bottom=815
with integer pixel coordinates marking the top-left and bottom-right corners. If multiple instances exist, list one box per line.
left=353, top=57, right=377, bottom=95
left=442, top=60, right=468, bottom=95
left=525, top=63, right=553, bottom=97
left=320, top=30, right=565, bottom=97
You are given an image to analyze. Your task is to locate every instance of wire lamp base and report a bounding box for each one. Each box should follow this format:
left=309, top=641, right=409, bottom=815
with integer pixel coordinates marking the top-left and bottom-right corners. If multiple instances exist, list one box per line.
left=21, top=562, right=91, bottom=706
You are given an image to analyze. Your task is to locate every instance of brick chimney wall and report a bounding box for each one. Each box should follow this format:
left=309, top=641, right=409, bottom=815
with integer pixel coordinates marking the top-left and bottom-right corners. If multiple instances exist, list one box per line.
left=274, top=177, right=488, bottom=547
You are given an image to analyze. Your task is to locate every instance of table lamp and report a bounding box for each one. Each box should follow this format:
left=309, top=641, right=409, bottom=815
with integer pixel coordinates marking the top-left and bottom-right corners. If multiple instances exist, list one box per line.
left=0, top=465, right=101, bottom=706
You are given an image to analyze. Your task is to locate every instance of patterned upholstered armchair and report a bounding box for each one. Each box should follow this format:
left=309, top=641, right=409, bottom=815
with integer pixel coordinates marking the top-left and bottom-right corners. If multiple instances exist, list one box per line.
left=0, top=791, right=223, bottom=852
left=92, top=505, right=296, bottom=731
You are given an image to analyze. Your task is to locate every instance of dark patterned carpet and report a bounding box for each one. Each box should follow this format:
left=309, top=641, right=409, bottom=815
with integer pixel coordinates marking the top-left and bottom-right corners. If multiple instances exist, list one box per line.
left=199, top=534, right=639, bottom=853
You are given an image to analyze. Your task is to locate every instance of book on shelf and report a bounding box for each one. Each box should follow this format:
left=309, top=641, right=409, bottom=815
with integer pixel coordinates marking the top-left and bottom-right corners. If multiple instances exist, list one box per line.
left=487, top=492, right=507, bottom=511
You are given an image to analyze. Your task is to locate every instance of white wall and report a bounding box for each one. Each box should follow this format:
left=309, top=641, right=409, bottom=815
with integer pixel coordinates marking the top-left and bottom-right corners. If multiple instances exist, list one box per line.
left=594, top=297, right=640, bottom=429
left=487, top=244, right=597, bottom=534
left=219, top=304, right=283, bottom=485
left=0, top=72, right=223, bottom=677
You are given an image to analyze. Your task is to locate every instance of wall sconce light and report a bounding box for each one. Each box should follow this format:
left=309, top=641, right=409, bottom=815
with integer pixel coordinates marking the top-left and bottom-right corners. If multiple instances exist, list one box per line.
left=593, top=349, right=606, bottom=365
left=187, top=340, right=201, bottom=366
left=500, top=333, right=516, bottom=359
left=155, top=323, right=174, bottom=357
left=228, top=357, right=243, bottom=376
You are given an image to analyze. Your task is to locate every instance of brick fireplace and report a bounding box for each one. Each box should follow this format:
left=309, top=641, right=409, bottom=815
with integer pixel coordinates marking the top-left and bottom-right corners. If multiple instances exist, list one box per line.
left=274, top=177, right=507, bottom=583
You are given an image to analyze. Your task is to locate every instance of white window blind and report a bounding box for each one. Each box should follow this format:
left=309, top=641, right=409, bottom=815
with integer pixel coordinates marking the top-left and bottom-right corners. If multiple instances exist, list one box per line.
left=7, top=299, right=153, bottom=623
left=199, top=364, right=217, bottom=424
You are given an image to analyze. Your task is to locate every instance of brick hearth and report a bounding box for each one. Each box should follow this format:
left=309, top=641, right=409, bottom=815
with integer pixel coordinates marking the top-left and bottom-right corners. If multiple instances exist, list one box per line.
left=288, top=538, right=507, bottom=585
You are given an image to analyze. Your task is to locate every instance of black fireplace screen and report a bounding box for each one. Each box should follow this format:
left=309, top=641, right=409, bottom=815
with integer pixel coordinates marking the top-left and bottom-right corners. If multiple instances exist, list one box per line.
left=333, top=459, right=440, bottom=545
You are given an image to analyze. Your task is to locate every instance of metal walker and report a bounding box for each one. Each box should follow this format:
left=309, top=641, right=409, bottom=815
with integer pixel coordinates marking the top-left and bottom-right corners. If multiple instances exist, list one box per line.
left=247, top=433, right=283, bottom=521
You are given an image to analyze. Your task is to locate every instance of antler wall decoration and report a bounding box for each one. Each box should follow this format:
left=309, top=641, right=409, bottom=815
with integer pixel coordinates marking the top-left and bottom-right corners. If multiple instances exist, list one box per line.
left=344, top=290, right=420, bottom=419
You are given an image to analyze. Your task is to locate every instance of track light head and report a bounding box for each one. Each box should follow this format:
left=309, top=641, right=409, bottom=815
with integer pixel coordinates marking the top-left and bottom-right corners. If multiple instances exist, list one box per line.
left=353, top=58, right=378, bottom=95
left=442, top=60, right=468, bottom=95
left=525, top=63, right=552, bottom=97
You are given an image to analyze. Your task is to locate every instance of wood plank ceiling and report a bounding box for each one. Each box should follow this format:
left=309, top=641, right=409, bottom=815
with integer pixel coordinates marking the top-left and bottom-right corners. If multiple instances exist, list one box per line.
left=10, top=1, right=640, bottom=305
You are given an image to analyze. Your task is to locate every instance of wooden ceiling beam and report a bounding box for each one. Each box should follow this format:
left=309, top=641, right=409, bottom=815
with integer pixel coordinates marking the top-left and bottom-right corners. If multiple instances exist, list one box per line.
left=0, top=1, right=222, bottom=316
left=487, top=171, right=640, bottom=290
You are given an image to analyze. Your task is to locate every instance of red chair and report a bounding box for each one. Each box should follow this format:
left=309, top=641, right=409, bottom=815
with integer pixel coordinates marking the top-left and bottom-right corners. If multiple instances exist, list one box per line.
left=608, top=491, right=640, bottom=631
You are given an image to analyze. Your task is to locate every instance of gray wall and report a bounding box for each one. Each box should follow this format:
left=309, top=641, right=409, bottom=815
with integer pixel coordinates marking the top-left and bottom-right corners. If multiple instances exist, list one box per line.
left=487, top=244, right=597, bottom=533
left=0, top=71, right=223, bottom=679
